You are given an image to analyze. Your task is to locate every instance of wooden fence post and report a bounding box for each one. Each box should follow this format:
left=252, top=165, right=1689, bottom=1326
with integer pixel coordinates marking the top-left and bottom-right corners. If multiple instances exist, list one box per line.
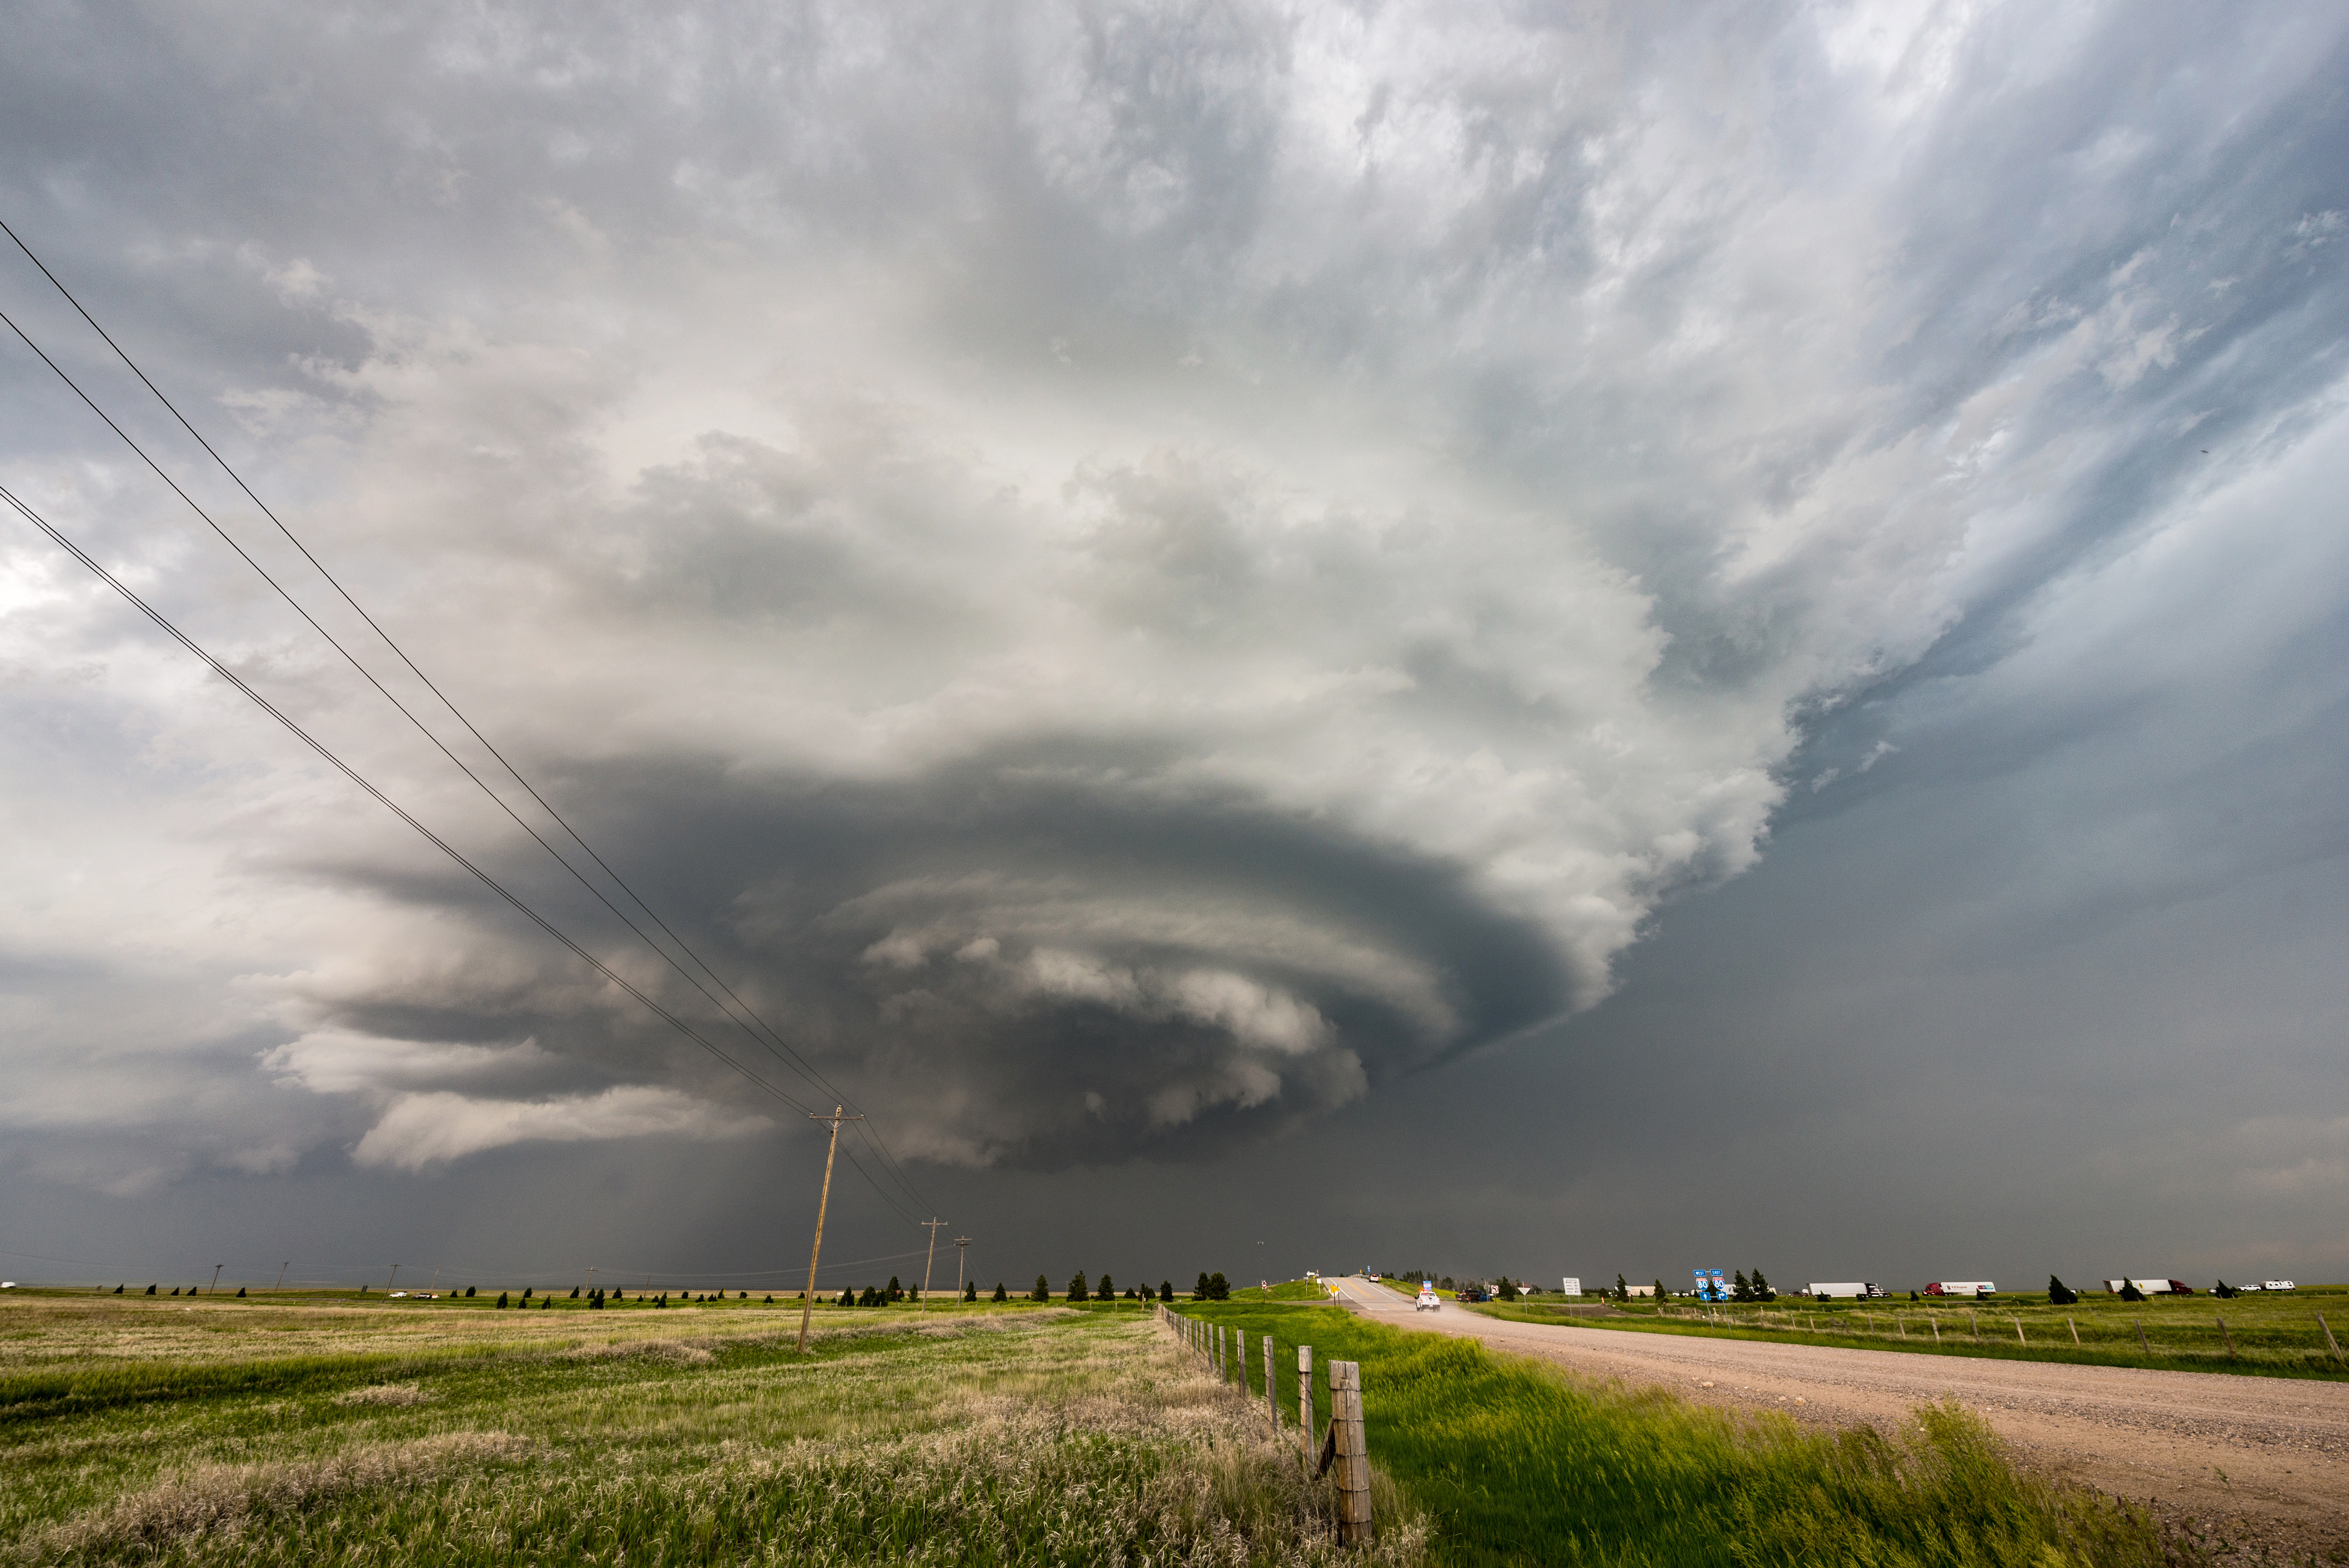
left=2319, top=1314, right=2344, bottom=1364
left=2136, top=1320, right=2151, bottom=1356
left=1930, top=1316, right=1940, bottom=1345
left=1326, top=1360, right=1373, bottom=1545
left=2013, top=1315, right=2026, bottom=1345
left=1298, top=1344, right=1314, bottom=1462
left=2217, top=1316, right=2235, bottom=1359
left=1266, top=1331, right=1277, bottom=1430
left=1236, top=1328, right=1248, bottom=1391
left=2069, top=1317, right=2080, bottom=1345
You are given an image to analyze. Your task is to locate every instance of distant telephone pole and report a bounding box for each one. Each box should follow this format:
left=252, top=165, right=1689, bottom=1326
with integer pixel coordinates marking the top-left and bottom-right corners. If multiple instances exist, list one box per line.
left=955, top=1236, right=971, bottom=1303
left=920, top=1218, right=949, bottom=1308
left=796, top=1106, right=863, bottom=1353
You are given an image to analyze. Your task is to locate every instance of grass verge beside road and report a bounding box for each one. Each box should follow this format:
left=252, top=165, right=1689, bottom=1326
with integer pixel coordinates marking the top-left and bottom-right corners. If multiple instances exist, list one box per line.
left=1469, top=1291, right=2349, bottom=1382
left=1177, top=1300, right=2168, bottom=1567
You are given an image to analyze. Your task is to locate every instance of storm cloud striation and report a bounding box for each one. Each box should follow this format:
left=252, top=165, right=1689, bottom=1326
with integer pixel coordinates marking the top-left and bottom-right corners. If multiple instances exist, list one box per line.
left=2, top=0, right=2346, bottom=1240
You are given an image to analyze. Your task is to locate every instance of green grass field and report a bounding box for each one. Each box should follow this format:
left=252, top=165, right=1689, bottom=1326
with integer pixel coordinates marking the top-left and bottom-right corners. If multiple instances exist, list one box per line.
left=1170, top=1299, right=2171, bottom=1567
left=1, top=1290, right=1407, bottom=1566
left=0, top=1285, right=2222, bottom=1565
left=1474, top=1286, right=2349, bottom=1382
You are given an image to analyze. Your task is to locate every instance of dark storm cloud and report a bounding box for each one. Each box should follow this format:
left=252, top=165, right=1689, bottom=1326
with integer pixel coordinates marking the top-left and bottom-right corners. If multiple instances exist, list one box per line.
left=2, top=0, right=2346, bottom=1235
left=268, top=741, right=1571, bottom=1170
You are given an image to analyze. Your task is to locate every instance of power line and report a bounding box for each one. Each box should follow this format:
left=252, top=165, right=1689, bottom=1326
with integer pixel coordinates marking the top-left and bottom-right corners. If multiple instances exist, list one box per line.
left=0, top=295, right=826, bottom=1106
left=0, top=221, right=938, bottom=1219
left=0, top=480, right=819, bottom=1121
left=0, top=218, right=868, bottom=1115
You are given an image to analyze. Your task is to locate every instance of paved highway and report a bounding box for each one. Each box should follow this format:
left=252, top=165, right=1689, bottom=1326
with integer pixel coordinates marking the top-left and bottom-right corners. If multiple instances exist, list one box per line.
left=1330, top=1276, right=2349, bottom=1552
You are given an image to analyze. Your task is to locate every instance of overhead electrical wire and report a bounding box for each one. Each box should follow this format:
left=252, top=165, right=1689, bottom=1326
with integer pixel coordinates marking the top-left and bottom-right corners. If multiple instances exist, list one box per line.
left=0, top=480, right=830, bottom=1125
left=0, top=220, right=938, bottom=1222
left=0, top=218, right=860, bottom=1109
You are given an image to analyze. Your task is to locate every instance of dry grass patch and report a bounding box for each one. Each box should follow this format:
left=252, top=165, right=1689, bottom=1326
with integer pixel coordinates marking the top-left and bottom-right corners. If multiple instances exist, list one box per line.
left=17, top=1431, right=532, bottom=1561
left=328, top=1382, right=431, bottom=1407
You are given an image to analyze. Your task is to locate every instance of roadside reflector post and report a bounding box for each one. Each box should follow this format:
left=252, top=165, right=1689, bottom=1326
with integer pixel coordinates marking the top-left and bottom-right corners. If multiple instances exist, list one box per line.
left=1325, top=1359, right=1373, bottom=1545
left=1298, top=1344, right=1314, bottom=1462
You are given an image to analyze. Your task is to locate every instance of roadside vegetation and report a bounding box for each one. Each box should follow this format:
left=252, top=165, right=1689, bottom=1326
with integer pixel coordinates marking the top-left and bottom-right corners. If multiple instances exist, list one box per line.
left=1476, top=1285, right=2349, bottom=1381
left=1176, top=1299, right=2170, bottom=1567
left=1, top=1290, right=1414, bottom=1566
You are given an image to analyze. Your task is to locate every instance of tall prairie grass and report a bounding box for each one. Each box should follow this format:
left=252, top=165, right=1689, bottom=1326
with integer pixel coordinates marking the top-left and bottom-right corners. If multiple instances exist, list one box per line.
left=1176, top=1303, right=2166, bottom=1567
left=2, top=1295, right=1416, bottom=1566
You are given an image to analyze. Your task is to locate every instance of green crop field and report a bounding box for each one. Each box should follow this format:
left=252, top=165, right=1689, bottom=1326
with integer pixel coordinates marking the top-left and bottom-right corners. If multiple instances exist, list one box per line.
left=0, top=1289, right=1408, bottom=1566
left=1170, top=1299, right=2171, bottom=1567
left=1474, top=1286, right=2349, bottom=1381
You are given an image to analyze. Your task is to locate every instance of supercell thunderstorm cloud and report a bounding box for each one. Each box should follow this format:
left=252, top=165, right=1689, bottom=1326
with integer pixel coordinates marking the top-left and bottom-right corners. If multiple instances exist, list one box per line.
left=4, top=0, right=2348, bottom=1279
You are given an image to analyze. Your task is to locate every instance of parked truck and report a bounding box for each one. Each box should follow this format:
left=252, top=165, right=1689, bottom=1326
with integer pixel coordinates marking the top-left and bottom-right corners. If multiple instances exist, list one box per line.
left=1806, top=1283, right=1880, bottom=1300
left=2101, top=1278, right=2193, bottom=1295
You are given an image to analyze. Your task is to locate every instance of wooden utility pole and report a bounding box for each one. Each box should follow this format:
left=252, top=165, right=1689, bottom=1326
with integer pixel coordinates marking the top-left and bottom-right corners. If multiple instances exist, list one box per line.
left=955, top=1236, right=971, bottom=1302
left=209, top=1264, right=223, bottom=1294
left=920, top=1218, right=949, bottom=1308
left=796, top=1106, right=863, bottom=1353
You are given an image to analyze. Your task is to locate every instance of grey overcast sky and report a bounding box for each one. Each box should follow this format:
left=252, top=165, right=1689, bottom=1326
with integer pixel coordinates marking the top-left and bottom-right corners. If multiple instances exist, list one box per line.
left=4, top=0, right=2347, bottom=1296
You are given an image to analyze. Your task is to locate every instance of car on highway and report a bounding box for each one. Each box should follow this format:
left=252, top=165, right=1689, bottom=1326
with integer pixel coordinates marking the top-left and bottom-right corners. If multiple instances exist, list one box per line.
left=1416, top=1284, right=1440, bottom=1311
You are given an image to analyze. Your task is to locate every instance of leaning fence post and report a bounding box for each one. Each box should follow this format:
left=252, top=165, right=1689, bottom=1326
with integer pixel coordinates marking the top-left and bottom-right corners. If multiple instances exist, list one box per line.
left=2319, top=1314, right=2344, bottom=1364
left=2069, top=1317, right=2080, bottom=1345
left=1265, top=1331, right=1277, bottom=1430
left=2013, top=1315, right=2026, bottom=1345
left=2136, top=1320, right=2151, bottom=1356
left=1326, top=1359, right=1374, bottom=1545
left=1297, top=1344, right=1314, bottom=1462
left=2217, top=1316, right=2235, bottom=1359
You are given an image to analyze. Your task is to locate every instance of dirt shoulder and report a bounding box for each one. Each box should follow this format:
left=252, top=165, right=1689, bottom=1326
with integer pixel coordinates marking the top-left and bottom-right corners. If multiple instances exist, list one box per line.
left=1340, top=1281, right=2349, bottom=1560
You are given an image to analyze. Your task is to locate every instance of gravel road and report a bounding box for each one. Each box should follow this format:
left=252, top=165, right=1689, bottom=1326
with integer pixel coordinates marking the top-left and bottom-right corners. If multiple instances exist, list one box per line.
left=1331, top=1277, right=2349, bottom=1549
